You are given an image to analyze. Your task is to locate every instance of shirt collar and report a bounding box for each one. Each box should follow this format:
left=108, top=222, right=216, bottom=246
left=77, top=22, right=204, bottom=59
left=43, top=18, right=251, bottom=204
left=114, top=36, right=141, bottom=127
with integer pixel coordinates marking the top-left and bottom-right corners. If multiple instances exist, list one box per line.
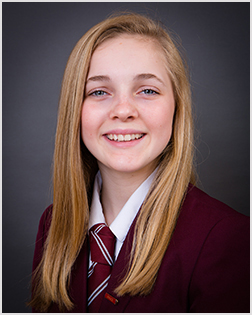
left=89, top=169, right=157, bottom=243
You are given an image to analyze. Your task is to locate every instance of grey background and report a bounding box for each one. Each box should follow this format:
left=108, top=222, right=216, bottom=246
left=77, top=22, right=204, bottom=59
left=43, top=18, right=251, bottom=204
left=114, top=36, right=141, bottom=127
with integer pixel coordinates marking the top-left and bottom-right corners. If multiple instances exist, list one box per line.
left=3, top=2, right=249, bottom=313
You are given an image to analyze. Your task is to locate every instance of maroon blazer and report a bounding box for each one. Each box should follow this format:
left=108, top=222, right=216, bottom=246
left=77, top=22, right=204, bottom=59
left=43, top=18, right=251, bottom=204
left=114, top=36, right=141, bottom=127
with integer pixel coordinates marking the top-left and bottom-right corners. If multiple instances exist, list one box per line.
left=32, top=185, right=250, bottom=312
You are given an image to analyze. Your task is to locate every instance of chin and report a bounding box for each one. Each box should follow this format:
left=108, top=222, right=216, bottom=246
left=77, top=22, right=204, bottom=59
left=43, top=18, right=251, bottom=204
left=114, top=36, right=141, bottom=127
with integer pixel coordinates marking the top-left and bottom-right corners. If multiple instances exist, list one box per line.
left=106, top=161, right=154, bottom=175
left=111, top=166, right=141, bottom=173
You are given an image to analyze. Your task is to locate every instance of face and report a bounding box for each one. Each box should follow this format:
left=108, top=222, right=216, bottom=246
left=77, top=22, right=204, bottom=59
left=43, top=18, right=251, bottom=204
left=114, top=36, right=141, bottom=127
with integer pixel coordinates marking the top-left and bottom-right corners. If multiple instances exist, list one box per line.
left=81, top=34, right=175, bottom=178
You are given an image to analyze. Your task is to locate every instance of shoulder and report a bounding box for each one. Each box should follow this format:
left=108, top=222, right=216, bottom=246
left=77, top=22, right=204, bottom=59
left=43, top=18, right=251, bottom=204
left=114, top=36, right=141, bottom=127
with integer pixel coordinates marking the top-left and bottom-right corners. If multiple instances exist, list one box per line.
left=177, top=185, right=250, bottom=312
left=159, top=185, right=250, bottom=312
left=175, top=184, right=249, bottom=254
left=168, top=184, right=249, bottom=281
left=179, top=184, right=249, bottom=230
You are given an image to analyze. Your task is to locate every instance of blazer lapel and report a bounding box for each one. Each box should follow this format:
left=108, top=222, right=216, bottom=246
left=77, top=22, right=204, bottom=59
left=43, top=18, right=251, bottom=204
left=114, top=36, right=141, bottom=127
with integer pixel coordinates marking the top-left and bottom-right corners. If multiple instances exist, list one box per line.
left=99, top=217, right=137, bottom=312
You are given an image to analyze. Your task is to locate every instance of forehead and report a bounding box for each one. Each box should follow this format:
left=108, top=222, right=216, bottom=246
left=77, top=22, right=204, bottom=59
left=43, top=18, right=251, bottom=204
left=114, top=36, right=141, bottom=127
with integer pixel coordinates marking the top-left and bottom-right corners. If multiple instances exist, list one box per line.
left=89, top=34, right=167, bottom=75
left=95, top=33, right=163, bottom=56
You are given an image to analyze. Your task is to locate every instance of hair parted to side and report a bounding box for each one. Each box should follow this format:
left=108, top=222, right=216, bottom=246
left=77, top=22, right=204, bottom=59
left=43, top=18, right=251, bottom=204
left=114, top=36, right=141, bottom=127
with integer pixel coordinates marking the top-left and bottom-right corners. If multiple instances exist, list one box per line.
left=29, top=12, right=195, bottom=312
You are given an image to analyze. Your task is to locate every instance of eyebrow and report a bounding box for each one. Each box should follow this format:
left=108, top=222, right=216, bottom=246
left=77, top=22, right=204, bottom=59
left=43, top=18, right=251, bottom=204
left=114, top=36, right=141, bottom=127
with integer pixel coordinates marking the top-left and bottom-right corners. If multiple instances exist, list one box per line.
left=86, top=75, right=110, bottom=83
left=133, top=73, right=165, bottom=85
left=86, top=73, right=164, bottom=85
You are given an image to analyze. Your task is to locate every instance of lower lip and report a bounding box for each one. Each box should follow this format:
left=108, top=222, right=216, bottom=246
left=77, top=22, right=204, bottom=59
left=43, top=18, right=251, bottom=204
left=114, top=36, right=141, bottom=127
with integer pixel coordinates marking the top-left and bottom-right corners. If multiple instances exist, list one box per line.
left=103, top=135, right=146, bottom=148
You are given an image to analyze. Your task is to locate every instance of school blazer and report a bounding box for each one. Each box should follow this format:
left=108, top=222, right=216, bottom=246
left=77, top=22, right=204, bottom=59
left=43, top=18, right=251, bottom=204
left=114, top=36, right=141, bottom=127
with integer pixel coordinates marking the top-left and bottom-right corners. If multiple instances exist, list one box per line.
left=32, top=185, right=250, bottom=313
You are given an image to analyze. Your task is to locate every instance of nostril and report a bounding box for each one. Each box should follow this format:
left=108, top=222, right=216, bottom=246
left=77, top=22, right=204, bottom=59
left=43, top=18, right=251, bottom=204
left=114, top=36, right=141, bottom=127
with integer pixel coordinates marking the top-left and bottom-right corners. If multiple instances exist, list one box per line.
left=110, top=105, right=138, bottom=121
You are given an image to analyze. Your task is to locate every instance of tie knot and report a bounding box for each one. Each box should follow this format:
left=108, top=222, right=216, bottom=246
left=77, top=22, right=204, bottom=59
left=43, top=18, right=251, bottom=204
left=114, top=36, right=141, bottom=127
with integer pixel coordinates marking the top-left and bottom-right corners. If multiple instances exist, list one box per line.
left=89, top=224, right=116, bottom=266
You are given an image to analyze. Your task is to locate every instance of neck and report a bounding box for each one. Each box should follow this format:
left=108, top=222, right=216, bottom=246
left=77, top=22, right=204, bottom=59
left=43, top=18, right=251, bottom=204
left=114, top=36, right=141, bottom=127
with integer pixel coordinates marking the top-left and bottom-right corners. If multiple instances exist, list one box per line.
left=98, top=165, right=155, bottom=226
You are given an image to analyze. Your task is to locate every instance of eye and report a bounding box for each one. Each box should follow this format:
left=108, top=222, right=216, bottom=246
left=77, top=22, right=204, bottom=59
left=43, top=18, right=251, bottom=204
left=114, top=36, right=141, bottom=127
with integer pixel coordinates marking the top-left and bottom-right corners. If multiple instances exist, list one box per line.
left=140, top=89, right=159, bottom=95
left=89, top=90, right=108, bottom=97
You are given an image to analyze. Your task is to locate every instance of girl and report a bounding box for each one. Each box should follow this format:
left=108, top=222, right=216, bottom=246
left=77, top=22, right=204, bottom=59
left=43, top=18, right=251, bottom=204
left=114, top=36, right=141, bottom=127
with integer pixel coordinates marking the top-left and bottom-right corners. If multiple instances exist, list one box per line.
left=30, top=13, right=249, bottom=313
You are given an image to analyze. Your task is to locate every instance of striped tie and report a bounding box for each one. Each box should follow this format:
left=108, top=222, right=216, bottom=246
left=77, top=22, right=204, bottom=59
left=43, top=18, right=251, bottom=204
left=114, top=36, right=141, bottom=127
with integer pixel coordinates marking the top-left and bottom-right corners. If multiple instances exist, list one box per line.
left=88, top=223, right=116, bottom=312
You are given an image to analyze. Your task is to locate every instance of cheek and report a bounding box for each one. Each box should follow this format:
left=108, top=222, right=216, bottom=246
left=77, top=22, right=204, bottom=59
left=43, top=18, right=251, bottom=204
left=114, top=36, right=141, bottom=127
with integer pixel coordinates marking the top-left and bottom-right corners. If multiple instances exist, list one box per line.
left=154, top=108, right=175, bottom=153
left=81, top=104, right=94, bottom=143
left=151, top=103, right=175, bottom=137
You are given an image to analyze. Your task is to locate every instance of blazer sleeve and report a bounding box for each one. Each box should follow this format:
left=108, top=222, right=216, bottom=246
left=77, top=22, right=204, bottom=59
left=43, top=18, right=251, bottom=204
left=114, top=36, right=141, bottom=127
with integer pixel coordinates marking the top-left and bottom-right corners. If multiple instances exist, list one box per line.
left=189, top=214, right=250, bottom=312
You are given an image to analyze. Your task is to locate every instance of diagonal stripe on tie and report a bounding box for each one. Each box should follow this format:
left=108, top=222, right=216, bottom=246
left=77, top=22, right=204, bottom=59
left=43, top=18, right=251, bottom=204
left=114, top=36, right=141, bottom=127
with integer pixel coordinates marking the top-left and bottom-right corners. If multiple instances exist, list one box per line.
left=88, top=223, right=116, bottom=312
left=88, top=262, right=97, bottom=278
left=88, top=275, right=111, bottom=306
left=91, top=230, right=113, bottom=265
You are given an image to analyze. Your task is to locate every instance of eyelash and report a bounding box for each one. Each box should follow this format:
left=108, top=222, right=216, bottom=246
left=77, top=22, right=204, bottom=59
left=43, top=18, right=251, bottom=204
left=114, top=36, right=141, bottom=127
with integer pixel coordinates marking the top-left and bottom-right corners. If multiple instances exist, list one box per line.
left=88, top=88, right=159, bottom=97
left=140, top=89, right=159, bottom=95
left=89, top=90, right=108, bottom=97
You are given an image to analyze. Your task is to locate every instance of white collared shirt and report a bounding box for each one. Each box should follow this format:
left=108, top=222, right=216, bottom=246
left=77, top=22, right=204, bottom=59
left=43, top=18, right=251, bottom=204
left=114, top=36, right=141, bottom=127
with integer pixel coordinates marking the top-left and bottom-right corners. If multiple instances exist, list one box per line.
left=88, top=170, right=156, bottom=264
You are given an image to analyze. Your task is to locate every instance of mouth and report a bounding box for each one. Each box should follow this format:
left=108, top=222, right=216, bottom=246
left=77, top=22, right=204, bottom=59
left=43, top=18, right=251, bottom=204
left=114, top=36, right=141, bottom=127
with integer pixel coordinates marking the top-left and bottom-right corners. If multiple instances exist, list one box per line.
left=106, top=133, right=145, bottom=142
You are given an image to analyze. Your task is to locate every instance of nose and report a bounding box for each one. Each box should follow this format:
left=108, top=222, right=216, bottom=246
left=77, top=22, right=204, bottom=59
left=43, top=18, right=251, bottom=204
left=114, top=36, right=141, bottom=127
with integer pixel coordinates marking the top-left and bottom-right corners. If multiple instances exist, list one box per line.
left=109, top=96, right=138, bottom=121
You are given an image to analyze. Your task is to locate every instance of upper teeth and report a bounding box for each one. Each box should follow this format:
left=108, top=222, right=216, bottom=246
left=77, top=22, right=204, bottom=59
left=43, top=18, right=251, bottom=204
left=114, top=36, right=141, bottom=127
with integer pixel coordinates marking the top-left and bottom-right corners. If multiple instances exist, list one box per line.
left=106, top=134, right=144, bottom=142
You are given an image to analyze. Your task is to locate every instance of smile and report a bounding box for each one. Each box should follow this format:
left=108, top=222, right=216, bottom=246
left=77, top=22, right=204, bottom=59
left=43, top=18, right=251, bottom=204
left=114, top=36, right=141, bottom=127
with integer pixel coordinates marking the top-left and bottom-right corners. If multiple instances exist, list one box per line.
left=106, top=133, right=144, bottom=142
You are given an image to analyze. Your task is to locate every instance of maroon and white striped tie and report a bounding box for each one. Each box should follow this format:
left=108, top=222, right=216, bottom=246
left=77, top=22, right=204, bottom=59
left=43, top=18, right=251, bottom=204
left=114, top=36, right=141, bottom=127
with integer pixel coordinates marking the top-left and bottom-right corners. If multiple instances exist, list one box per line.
left=88, top=223, right=116, bottom=312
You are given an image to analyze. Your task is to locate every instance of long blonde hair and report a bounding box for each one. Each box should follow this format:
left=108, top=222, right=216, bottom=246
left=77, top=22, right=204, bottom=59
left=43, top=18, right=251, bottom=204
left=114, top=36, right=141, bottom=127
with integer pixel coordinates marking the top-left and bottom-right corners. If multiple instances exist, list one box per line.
left=30, top=12, right=194, bottom=312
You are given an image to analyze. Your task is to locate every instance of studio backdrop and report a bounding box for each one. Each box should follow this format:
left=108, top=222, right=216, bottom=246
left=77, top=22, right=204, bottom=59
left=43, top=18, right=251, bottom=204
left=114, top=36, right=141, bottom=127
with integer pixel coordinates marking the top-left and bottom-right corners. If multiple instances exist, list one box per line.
left=3, top=2, right=249, bottom=312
